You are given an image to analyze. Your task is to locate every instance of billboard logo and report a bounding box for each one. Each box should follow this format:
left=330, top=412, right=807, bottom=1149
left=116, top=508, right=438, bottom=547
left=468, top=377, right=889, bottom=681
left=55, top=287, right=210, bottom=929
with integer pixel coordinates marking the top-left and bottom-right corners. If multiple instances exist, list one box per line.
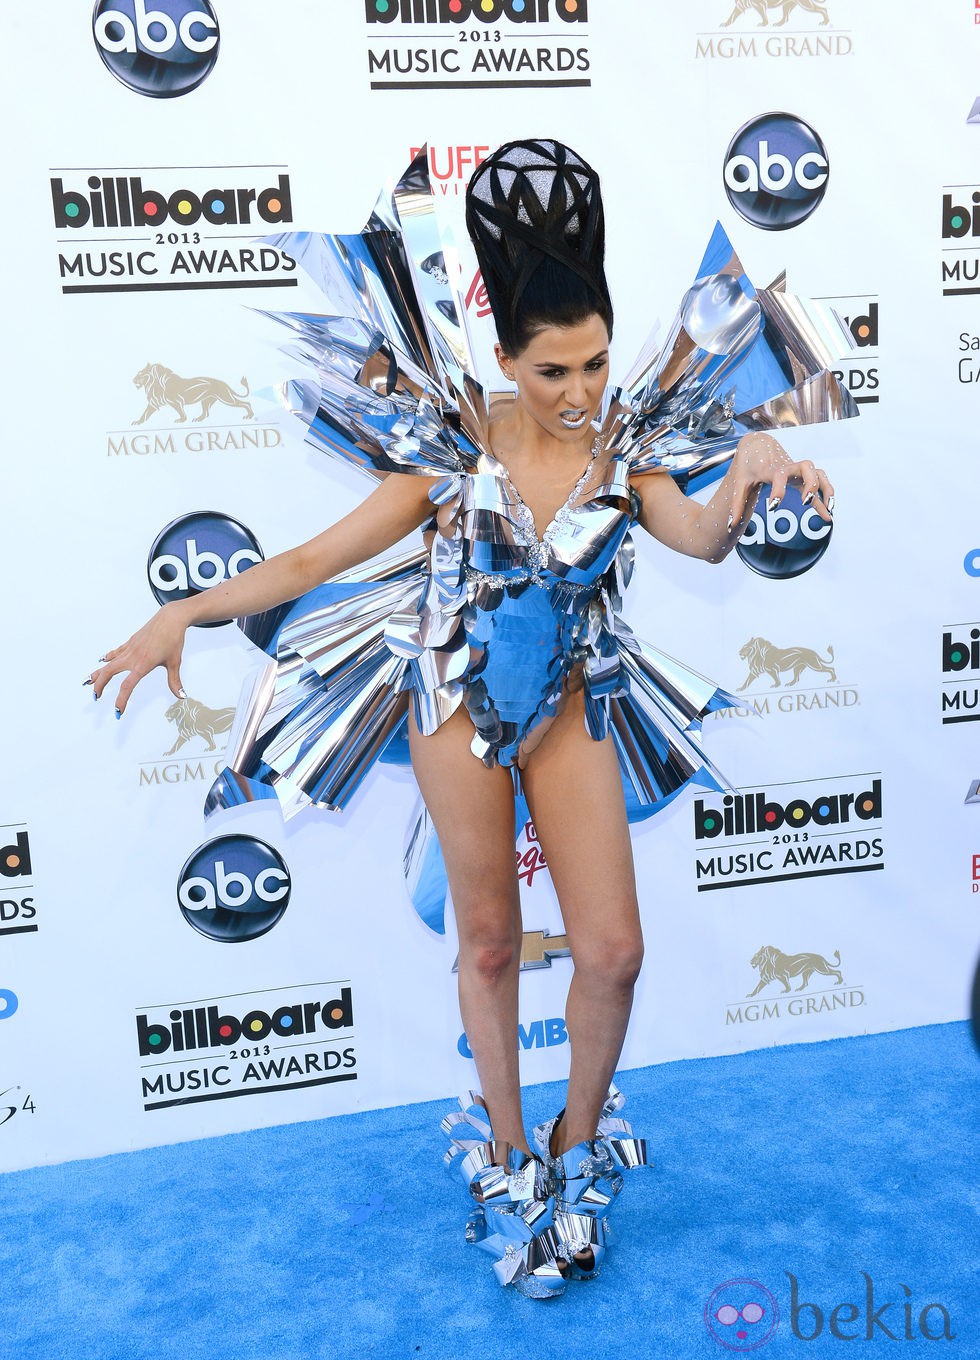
left=136, top=988, right=351, bottom=1056
left=52, top=174, right=291, bottom=232
left=0, top=832, right=30, bottom=879
left=147, top=511, right=263, bottom=614
left=93, top=0, right=219, bottom=98
left=52, top=166, right=296, bottom=296
left=941, top=186, right=980, bottom=296
left=693, top=775, right=884, bottom=891
left=823, top=297, right=880, bottom=405
left=0, top=991, right=18, bottom=1020
left=941, top=625, right=980, bottom=725
left=0, top=828, right=37, bottom=937
left=942, top=191, right=980, bottom=240
left=177, top=835, right=290, bottom=942
left=365, top=0, right=591, bottom=89
left=723, top=113, right=829, bottom=230
left=366, top=0, right=586, bottom=23
left=134, top=981, right=357, bottom=1110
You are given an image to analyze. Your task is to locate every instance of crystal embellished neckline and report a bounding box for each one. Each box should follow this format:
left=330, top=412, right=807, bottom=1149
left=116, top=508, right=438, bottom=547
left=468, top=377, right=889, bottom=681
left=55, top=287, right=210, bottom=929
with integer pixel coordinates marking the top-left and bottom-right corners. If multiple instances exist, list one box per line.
left=483, top=434, right=602, bottom=584
left=495, top=434, right=601, bottom=549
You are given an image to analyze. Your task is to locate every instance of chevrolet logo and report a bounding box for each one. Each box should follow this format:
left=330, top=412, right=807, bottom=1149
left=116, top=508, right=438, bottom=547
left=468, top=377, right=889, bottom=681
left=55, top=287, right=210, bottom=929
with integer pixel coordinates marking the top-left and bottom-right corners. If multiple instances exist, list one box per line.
left=452, top=929, right=571, bottom=973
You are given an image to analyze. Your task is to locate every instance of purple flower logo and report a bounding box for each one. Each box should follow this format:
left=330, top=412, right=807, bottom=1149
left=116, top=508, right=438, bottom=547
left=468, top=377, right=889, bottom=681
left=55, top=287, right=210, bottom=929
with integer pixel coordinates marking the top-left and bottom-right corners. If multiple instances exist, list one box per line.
left=705, top=1278, right=780, bottom=1350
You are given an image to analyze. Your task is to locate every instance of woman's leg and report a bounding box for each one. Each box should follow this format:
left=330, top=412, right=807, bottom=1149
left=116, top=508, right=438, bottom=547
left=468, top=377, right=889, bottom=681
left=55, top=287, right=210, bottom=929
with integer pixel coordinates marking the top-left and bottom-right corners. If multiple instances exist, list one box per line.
left=520, top=694, right=645, bottom=1156
left=409, top=705, right=528, bottom=1151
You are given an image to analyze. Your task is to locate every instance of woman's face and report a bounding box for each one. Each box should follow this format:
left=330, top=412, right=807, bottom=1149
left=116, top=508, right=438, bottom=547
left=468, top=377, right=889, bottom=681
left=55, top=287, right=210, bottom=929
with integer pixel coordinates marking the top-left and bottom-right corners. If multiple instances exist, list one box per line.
left=497, top=313, right=610, bottom=444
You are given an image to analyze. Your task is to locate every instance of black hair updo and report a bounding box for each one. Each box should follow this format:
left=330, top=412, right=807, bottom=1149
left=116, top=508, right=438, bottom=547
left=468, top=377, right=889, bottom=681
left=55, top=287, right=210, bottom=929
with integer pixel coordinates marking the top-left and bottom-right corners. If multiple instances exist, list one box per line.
left=465, top=138, right=614, bottom=357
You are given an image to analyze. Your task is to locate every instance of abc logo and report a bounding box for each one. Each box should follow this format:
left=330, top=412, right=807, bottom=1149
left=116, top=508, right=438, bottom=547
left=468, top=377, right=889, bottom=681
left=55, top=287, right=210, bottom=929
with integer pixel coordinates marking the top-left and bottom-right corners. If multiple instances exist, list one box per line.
left=737, top=484, right=832, bottom=579
left=723, top=113, right=829, bottom=231
left=93, top=0, right=219, bottom=99
left=177, top=835, right=290, bottom=942
left=147, top=512, right=263, bottom=620
left=0, top=990, right=18, bottom=1020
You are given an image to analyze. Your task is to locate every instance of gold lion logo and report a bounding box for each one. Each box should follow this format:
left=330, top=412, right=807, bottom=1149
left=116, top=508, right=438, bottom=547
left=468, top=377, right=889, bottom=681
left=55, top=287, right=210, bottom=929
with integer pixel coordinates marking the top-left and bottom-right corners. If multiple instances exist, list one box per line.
left=133, top=363, right=254, bottom=425
left=722, top=0, right=830, bottom=25
left=738, top=637, right=836, bottom=690
left=163, top=697, right=236, bottom=755
left=748, top=945, right=843, bottom=996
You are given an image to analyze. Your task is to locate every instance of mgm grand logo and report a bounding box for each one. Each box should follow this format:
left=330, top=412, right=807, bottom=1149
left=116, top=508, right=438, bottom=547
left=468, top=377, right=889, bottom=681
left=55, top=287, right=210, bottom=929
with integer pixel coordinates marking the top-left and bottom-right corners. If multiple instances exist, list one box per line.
left=697, top=0, right=852, bottom=59
left=721, top=0, right=830, bottom=25
left=139, top=697, right=236, bottom=788
left=725, top=945, right=866, bottom=1026
left=708, top=636, right=858, bottom=718
left=107, top=362, right=282, bottom=457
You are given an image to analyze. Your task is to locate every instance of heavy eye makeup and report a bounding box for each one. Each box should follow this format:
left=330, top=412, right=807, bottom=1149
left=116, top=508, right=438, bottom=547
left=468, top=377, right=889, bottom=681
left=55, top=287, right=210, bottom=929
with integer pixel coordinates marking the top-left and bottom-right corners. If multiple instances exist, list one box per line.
left=535, top=354, right=609, bottom=381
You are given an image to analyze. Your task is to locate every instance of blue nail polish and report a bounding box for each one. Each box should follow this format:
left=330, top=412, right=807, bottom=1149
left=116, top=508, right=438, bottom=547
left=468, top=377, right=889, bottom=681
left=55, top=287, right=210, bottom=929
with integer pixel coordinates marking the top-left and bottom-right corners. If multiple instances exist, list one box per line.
left=114, top=708, right=121, bottom=720
left=93, top=690, right=98, bottom=701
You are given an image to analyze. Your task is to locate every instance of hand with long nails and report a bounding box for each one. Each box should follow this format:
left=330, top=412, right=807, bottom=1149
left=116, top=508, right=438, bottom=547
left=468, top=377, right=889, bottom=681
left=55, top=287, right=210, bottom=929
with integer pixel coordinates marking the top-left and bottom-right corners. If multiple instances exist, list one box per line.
left=730, top=432, right=834, bottom=528
left=632, top=429, right=834, bottom=564
left=85, top=471, right=439, bottom=717
left=86, top=604, right=191, bottom=718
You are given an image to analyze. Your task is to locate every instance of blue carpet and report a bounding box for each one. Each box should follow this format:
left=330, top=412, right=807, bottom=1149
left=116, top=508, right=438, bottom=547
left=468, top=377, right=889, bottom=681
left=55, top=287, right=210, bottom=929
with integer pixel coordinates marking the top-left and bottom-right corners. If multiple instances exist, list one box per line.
left=3, top=1023, right=977, bottom=1359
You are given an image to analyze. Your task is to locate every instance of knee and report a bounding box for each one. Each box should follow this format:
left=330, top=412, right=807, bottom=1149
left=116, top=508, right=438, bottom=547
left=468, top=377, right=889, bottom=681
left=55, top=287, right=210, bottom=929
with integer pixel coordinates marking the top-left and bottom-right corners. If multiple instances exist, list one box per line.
left=458, top=911, right=522, bottom=984
left=576, top=933, right=644, bottom=992
left=468, top=937, right=521, bottom=984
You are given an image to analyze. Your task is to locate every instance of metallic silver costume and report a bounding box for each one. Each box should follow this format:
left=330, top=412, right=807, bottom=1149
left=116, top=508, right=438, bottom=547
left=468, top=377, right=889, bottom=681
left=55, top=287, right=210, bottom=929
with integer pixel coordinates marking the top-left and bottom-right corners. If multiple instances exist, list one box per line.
left=201, top=145, right=856, bottom=1296
left=206, top=151, right=856, bottom=852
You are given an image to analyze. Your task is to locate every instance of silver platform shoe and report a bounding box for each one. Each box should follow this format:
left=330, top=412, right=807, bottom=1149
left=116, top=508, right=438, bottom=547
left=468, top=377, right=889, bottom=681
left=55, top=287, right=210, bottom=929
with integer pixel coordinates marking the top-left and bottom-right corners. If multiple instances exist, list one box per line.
left=442, top=1091, right=567, bottom=1299
left=532, top=1085, right=650, bottom=1281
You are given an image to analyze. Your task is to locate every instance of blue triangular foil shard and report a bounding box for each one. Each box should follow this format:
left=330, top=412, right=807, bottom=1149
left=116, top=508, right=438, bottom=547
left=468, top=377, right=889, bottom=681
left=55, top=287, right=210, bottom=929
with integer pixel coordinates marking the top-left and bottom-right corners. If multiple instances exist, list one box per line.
left=602, top=219, right=857, bottom=493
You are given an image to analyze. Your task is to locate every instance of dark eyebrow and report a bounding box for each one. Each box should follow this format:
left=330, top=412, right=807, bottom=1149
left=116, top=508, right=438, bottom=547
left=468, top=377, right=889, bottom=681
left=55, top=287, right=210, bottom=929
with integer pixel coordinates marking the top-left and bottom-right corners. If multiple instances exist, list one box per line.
left=532, top=348, right=609, bottom=370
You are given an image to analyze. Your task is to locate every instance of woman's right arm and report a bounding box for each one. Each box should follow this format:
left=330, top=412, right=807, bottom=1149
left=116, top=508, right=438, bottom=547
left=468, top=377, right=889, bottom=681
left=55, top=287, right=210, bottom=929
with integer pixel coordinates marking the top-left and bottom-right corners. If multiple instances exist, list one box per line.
left=91, top=472, right=438, bottom=712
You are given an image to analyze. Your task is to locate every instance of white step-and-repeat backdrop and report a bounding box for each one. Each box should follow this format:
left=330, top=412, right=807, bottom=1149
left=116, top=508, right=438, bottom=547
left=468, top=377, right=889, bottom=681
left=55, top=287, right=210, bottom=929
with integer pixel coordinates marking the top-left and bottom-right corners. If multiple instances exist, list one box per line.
left=3, top=0, right=979, bottom=1172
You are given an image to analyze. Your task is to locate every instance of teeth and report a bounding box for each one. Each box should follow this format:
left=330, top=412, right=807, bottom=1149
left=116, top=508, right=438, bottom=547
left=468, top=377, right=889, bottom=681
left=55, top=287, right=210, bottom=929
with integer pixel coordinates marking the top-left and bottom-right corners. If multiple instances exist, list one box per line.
left=560, top=411, right=588, bottom=429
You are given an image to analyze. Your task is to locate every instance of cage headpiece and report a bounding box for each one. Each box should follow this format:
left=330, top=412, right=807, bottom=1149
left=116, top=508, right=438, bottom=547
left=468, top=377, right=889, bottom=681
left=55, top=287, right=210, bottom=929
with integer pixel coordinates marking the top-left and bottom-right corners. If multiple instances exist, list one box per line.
left=465, top=138, right=613, bottom=354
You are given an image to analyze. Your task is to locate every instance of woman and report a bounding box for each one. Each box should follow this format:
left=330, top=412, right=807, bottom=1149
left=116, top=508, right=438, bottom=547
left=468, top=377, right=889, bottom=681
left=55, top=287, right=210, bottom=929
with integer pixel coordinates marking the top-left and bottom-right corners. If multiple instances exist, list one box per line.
left=90, top=140, right=836, bottom=1297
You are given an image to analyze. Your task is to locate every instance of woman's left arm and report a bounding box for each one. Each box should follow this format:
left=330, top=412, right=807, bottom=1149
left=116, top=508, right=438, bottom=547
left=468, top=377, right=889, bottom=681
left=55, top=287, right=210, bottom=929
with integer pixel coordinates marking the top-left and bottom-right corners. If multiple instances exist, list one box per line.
left=630, top=431, right=835, bottom=564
